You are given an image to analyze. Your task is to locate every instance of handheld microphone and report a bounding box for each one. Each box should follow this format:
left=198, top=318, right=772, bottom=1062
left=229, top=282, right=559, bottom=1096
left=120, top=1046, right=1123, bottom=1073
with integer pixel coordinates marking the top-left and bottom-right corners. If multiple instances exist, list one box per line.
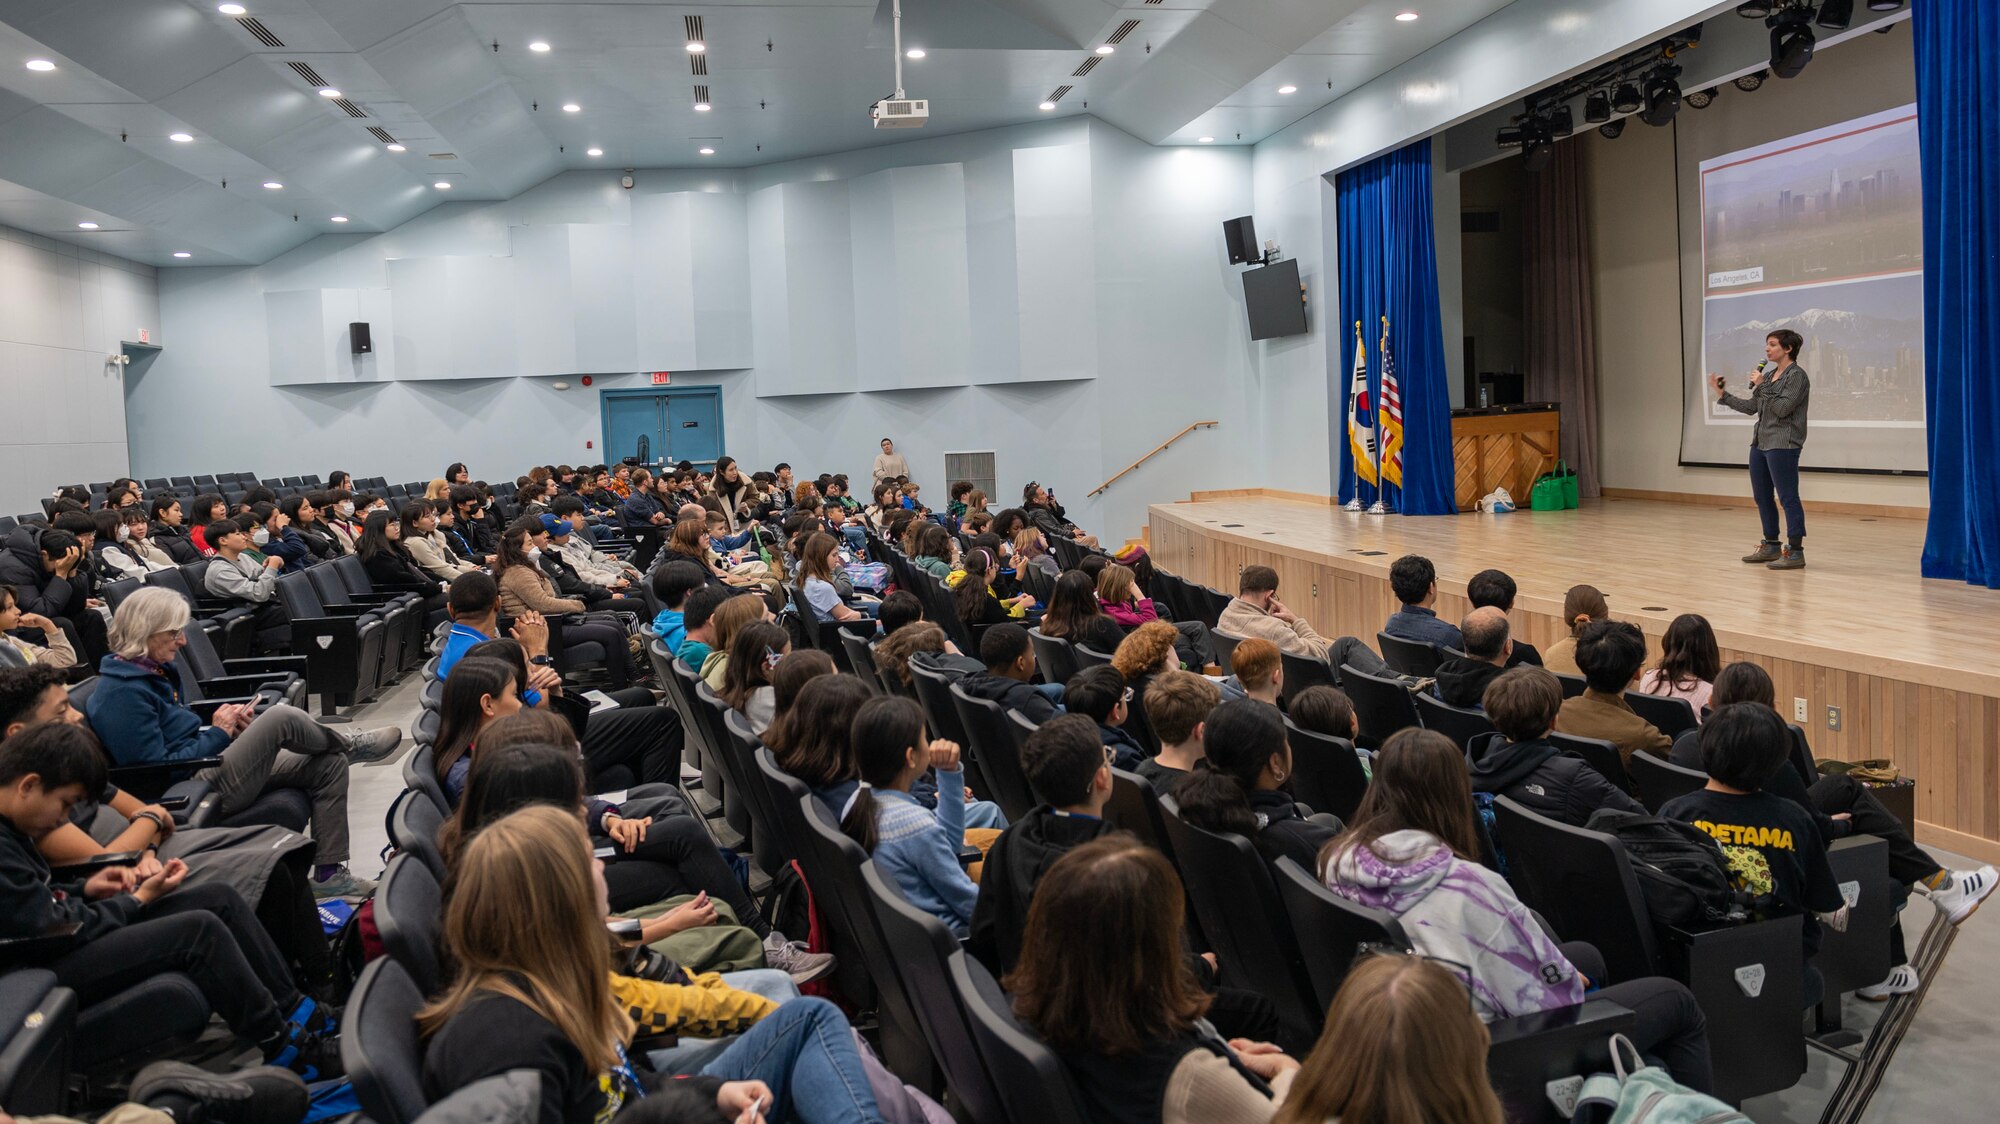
left=1755, top=360, right=1768, bottom=373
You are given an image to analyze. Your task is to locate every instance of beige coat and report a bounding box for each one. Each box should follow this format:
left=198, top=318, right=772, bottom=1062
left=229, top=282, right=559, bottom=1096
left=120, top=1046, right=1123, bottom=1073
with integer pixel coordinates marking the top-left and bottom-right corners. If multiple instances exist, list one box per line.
left=1217, top=596, right=1331, bottom=663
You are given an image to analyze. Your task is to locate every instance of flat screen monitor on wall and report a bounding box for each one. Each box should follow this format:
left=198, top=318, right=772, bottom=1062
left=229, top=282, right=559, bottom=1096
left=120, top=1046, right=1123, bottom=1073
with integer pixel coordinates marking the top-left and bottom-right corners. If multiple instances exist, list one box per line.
left=1242, top=259, right=1307, bottom=341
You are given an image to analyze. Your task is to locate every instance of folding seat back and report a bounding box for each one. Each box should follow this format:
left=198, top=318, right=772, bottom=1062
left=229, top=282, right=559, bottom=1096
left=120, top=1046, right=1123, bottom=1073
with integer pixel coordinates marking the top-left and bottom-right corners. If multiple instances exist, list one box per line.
left=1284, top=721, right=1370, bottom=822
left=341, top=959, right=430, bottom=1124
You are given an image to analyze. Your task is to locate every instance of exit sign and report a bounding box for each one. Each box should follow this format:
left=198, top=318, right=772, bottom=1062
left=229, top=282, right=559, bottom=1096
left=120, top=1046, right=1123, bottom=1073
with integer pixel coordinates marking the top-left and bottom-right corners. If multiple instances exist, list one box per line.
left=649, top=371, right=672, bottom=385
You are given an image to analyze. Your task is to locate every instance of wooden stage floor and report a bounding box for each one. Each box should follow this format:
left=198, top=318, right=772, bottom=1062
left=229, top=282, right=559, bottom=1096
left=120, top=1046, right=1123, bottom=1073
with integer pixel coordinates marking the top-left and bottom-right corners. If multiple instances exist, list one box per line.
left=1147, top=493, right=2000, bottom=861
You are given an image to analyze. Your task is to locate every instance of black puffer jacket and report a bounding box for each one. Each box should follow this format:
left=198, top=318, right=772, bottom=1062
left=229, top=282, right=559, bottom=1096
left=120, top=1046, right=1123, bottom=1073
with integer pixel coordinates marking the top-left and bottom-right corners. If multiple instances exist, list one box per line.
left=1248, top=788, right=1341, bottom=874
left=1469, top=737, right=1642, bottom=827
left=0, top=527, right=87, bottom=618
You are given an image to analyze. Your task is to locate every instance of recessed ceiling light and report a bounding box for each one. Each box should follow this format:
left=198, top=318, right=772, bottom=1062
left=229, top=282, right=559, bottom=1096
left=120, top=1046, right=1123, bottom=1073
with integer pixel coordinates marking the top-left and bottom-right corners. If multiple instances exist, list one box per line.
left=318, top=88, right=341, bottom=98
left=169, top=131, right=193, bottom=142
left=217, top=3, right=247, bottom=14
left=698, top=147, right=716, bottom=155
left=24, top=59, right=54, bottom=72
left=905, top=48, right=926, bottom=59
left=262, top=181, right=282, bottom=189
left=1395, top=10, right=1420, bottom=21
left=1278, top=84, right=1297, bottom=94
left=173, top=251, right=192, bottom=258
left=693, top=101, right=712, bottom=112
left=330, top=215, right=348, bottom=223
left=562, top=103, right=581, bottom=113
left=1197, top=136, right=1214, bottom=143
left=1038, top=101, right=1056, bottom=111
left=1095, top=44, right=1115, bottom=55
left=528, top=41, right=551, bottom=52
left=77, top=222, right=98, bottom=230
left=586, top=147, right=603, bottom=156
left=685, top=40, right=706, bottom=54
left=385, top=143, right=406, bottom=152
left=434, top=181, right=452, bottom=190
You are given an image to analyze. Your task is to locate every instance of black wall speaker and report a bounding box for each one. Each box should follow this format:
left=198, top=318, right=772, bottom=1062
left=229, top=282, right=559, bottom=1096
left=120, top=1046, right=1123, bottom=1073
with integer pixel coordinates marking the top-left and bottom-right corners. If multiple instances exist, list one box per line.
left=1222, top=215, right=1259, bottom=264
left=349, top=322, right=372, bottom=354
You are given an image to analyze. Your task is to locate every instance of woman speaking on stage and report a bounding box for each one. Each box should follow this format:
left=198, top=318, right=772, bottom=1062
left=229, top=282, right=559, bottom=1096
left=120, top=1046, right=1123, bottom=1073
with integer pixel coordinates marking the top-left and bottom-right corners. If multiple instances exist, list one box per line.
left=1711, top=328, right=1812, bottom=571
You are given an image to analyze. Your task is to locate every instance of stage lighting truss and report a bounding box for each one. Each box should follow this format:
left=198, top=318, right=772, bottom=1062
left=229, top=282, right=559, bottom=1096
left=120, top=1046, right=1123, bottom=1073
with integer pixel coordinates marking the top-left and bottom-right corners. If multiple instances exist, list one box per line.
left=1498, top=24, right=1702, bottom=157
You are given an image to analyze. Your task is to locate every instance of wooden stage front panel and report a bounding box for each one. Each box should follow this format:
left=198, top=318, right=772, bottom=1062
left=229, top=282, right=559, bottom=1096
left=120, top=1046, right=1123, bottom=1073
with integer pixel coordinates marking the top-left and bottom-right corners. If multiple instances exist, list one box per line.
left=1148, top=493, right=2000, bottom=863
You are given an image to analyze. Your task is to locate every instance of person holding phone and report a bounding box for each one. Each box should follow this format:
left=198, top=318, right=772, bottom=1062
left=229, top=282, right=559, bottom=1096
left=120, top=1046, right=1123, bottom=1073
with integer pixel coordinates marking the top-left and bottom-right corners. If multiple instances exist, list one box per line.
left=1710, top=328, right=1812, bottom=570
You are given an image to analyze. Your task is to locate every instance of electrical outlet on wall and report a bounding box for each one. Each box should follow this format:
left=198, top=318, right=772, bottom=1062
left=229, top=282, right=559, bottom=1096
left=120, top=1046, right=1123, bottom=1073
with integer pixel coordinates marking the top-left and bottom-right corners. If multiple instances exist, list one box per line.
left=1827, top=705, right=1842, bottom=732
left=1794, top=697, right=1809, bottom=722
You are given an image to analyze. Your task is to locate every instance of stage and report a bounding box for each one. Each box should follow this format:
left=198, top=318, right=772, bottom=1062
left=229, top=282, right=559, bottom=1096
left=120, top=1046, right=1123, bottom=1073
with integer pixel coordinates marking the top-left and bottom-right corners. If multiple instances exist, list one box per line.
left=1147, top=492, right=2000, bottom=863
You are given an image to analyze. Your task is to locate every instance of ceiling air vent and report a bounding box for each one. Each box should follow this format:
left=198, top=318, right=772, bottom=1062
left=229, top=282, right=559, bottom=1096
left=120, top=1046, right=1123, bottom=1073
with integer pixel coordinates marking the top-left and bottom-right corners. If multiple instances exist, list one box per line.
left=685, top=15, right=704, bottom=43
left=1107, top=19, right=1141, bottom=45
left=1046, top=84, right=1073, bottom=104
left=1071, top=56, right=1100, bottom=77
left=366, top=126, right=398, bottom=144
left=694, top=84, right=711, bottom=107
left=237, top=16, right=283, bottom=47
left=332, top=98, right=366, bottom=118
left=428, top=152, right=458, bottom=160
left=285, top=61, right=328, bottom=87
left=1144, top=0, right=1165, bottom=5
left=689, top=54, right=708, bottom=76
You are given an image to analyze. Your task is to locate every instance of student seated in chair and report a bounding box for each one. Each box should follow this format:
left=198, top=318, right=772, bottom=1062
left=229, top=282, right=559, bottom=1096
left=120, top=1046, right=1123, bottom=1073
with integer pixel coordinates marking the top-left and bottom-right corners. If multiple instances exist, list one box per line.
left=1176, top=700, right=1338, bottom=874
left=1468, top=667, right=1641, bottom=827
left=200, top=519, right=291, bottom=652
left=1217, top=566, right=1402, bottom=682
left=1218, top=637, right=1282, bottom=705
left=954, top=624, right=1061, bottom=723
left=1064, top=665, right=1145, bottom=771
left=1430, top=607, right=1512, bottom=711
left=0, top=722, right=344, bottom=1080
left=1323, top=728, right=1714, bottom=1092
left=1383, top=554, right=1464, bottom=653
left=1553, top=619, right=1671, bottom=765
left=841, top=697, right=984, bottom=937
left=1135, top=670, right=1220, bottom=791
left=1466, top=568, right=1541, bottom=668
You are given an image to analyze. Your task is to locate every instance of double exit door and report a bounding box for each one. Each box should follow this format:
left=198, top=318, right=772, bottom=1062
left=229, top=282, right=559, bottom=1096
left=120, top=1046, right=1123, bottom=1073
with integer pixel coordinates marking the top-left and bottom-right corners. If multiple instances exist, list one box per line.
left=600, top=387, right=725, bottom=468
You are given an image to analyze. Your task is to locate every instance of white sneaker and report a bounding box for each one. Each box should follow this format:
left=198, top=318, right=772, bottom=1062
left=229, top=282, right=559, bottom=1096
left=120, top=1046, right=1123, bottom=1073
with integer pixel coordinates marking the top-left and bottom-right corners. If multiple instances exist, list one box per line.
left=1857, top=964, right=1920, bottom=1001
left=1928, top=865, right=1997, bottom=925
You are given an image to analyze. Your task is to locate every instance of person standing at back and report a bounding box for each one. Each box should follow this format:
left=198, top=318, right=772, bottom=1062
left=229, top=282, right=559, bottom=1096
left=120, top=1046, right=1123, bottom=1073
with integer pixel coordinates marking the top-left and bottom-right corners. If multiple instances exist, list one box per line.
left=872, top=437, right=909, bottom=486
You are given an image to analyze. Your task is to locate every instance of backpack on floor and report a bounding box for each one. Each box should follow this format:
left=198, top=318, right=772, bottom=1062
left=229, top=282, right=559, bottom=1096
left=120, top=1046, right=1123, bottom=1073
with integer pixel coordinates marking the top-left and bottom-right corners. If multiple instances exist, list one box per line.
left=1571, top=1034, right=1747, bottom=1124
left=1585, top=808, right=1736, bottom=927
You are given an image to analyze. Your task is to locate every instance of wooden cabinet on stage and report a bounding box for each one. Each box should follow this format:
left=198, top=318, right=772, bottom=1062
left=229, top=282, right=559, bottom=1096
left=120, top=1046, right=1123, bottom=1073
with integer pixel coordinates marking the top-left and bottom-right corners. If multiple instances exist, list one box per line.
left=1450, top=405, right=1560, bottom=512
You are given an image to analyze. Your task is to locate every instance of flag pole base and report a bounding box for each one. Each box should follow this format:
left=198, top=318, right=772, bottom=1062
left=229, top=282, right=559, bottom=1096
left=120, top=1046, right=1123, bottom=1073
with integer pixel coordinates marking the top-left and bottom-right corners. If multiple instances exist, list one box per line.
left=1343, top=499, right=1363, bottom=512
left=1366, top=501, right=1387, bottom=515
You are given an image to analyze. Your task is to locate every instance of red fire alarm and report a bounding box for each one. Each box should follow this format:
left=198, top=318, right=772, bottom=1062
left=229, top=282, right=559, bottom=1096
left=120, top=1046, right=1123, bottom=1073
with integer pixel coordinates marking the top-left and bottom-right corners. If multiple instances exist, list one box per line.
left=585, top=440, right=593, bottom=448
left=580, top=375, right=593, bottom=387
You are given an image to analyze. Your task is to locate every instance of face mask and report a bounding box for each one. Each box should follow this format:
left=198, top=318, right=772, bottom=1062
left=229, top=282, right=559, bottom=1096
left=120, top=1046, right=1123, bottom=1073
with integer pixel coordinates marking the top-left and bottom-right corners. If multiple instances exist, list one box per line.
left=251, top=528, right=270, bottom=546
left=525, top=547, right=541, bottom=561
left=116, top=525, right=130, bottom=542
left=338, top=502, right=354, bottom=517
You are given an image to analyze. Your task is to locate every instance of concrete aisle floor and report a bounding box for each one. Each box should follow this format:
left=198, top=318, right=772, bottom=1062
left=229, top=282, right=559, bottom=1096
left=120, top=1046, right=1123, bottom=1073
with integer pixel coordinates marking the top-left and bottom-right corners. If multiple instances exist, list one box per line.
left=333, top=675, right=1990, bottom=1123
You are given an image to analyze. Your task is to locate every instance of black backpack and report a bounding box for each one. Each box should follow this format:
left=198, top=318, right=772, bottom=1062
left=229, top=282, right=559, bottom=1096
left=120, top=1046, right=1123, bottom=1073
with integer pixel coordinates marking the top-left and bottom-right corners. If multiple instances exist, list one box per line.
left=1584, top=808, right=1737, bottom=927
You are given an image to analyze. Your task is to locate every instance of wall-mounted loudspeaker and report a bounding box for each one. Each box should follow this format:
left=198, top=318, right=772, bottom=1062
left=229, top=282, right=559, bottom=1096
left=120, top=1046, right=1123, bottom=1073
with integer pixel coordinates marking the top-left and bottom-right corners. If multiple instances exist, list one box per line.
left=350, top=322, right=372, bottom=354
left=1222, top=216, right=1259, bottom=265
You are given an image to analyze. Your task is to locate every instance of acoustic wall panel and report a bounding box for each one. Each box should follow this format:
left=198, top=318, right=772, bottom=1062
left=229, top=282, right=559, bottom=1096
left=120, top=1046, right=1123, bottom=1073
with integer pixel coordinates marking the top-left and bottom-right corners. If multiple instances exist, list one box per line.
left=1010, top=143, right=1098, bottom=383
left=848, top=164, right=974, bottom=391
left=750, top=180, right=858, bottom=396
left=264, top=288, right=394, bottom=385
left=387, top=255, right=516, bottom=380
left=747, top=185, right=792, bottom=393
left=507, top=226, right=575, bottom=375
left=964, top=148, right=1023, bottom=386
left=631, top=193, right=699, bottom=371
left=569, top=224, right=637, bottom=373
left=688, top=192, right=752, bottom=371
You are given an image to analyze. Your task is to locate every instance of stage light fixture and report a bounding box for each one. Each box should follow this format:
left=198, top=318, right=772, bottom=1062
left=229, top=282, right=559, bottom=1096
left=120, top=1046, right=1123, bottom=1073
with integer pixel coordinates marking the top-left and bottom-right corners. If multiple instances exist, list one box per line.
left=1599, top=120, right=1626, bottom=139
left=1684, top=87, right=1716, bottom=109
left=1735, top=1, right=1773, bottom=16
left=1542, top=105, right=1574, bottom=139
left=1816, top=0, right=1854, bottom=29
left=1770, top=10, right=1816, bottom=78
left=1495, top=123, right=1526, bottom=147
left=1610, top=82, right=1642, bottom=113
left=1734, top=68, right=1768, bottom=91
left=1523, top=137, right=1554, bottom=173
left=1584, top=90, right=1611, bottom=123
left=1639, top=68, right=1681, bottom=126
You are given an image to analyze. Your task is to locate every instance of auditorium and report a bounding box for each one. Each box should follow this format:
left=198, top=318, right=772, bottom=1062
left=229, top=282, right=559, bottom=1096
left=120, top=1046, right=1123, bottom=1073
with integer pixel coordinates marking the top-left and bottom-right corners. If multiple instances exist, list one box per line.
left=1, top=1, right=1995, bottom=1122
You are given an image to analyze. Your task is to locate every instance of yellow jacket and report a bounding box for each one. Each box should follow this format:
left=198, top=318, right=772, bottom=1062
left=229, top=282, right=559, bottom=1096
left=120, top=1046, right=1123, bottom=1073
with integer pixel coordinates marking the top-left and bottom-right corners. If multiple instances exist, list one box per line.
left=610, top=971, right=777, bottom=1040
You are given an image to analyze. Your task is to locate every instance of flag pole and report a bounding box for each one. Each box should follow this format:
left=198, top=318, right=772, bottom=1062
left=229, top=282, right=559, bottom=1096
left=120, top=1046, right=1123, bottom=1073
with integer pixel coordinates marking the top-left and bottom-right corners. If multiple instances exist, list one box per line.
left=1368, top=313, right=1388, bottom=515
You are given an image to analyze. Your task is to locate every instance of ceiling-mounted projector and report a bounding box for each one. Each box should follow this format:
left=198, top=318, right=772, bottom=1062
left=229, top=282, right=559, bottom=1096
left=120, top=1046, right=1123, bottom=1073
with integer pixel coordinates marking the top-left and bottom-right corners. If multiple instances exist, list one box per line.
left=873, top=0, right=926, bottom=128
left=872, top=98, right=929, bottom=128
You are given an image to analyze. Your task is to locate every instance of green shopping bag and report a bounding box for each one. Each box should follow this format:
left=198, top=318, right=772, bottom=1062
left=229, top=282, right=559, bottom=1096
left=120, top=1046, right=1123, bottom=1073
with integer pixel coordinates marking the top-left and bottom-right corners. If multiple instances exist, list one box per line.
left=1530, top=472, right=1565, bottom=511
left=1555, top=459, right=1579, bottom=509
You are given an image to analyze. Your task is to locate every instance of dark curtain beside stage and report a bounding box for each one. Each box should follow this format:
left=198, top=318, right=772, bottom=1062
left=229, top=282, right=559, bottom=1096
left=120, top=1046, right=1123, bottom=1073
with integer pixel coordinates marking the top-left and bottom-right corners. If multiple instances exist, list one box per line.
left=1522, top=140, right=1602, bottom=499
left=1915, top=1, right=2000, bottom=588
left=1335, top=139, right=1458, bottom=515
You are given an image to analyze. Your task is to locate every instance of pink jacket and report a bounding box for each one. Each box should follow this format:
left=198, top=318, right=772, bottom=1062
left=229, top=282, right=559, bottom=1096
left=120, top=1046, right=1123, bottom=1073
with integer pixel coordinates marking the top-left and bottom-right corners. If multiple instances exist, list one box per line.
left=1102, top=597, right=1159, bottom=629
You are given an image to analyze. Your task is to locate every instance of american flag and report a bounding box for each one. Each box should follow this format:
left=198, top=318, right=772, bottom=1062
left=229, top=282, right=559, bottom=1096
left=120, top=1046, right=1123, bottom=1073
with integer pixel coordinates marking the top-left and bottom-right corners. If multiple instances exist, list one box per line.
left=1379, top=316, right=1404, bottom=488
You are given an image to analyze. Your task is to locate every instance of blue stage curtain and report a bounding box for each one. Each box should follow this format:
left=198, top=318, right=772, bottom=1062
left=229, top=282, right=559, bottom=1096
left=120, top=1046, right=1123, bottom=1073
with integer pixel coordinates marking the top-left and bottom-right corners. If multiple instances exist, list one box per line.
left=1915, top=1, right=2000, bottom=587
left=1334, top=139, right=1458, bottom=515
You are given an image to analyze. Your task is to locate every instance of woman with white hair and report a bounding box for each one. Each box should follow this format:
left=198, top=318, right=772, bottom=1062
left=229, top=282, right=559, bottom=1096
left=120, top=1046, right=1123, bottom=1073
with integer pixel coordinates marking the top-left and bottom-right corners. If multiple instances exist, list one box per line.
left=81, top=587, right=403, bottom=899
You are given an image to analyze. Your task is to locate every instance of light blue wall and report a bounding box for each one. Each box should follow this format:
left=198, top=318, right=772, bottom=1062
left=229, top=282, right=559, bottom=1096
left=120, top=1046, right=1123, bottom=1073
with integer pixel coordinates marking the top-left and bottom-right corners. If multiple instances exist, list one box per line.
left=132, top=118, right=1262, bottom=543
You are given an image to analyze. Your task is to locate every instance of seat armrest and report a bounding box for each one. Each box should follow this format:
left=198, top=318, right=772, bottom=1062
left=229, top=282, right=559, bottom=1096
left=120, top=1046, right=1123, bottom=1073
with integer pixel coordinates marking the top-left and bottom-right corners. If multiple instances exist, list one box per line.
left=0, top=922, right=83, bottom=966
left=160, top=778, right=214, bottom=823
left=195, top=673, right=287, bottom=697
left=221, top=655, right=310, bottom=677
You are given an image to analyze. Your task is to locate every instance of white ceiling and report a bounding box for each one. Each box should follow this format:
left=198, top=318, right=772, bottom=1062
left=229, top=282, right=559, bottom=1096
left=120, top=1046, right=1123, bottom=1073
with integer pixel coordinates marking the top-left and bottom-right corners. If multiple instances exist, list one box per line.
left=0, top=0, right=1522, bottom=266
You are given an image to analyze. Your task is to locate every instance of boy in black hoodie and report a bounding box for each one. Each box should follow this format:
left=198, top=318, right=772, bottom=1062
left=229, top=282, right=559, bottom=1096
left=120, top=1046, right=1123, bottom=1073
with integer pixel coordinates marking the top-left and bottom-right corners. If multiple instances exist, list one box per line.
left=0, top=722, right=342, bottom=1079
left=1468, top=666, right=1642, bottom=826
left=1063, top=665, right=1145, bottom=770
left=967, top=714, right=1112, bottom=975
